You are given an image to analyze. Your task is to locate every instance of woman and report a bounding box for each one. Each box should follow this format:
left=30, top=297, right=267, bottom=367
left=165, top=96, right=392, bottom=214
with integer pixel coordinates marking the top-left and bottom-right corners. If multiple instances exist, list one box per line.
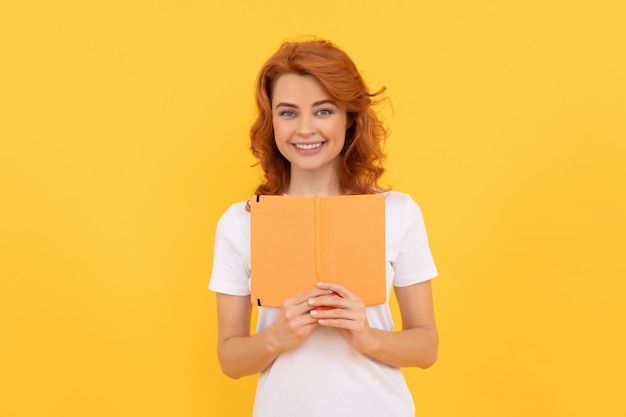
left=209, top=39, right=438, bottom=417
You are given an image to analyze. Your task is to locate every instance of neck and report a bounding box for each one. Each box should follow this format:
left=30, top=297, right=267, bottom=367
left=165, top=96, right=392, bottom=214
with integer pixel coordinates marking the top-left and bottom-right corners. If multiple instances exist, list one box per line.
left=287, top=170, right=341, bottom=197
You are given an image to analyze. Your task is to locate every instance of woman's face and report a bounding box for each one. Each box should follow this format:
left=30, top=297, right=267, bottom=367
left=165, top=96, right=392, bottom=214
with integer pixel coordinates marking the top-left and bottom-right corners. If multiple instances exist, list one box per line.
left=271, top=74, right=347, bottom=180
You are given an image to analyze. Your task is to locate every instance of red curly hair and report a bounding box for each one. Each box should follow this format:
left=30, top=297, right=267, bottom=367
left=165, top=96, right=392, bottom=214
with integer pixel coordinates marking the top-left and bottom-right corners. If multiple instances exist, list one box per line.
left=250, top=39, right=388, bottom=195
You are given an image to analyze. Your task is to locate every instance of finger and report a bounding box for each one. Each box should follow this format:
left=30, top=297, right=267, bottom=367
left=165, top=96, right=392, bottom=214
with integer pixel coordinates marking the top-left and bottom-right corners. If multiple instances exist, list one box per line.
left=316, top=282, right=359, bottom=300
left=307, top=293, right=344, bottom=310
left=284, top=287, right=335, bottom=307
left=310, top=306, right=361, bottom=321
left=315, top=317, right=362, bottom=331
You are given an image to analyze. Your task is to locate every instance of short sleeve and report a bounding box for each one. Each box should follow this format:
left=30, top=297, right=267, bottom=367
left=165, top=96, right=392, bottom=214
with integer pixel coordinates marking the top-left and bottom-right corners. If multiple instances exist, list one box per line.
left=389, top=193, right=438, bottom=287
left=208, top=201, right=251, bottom=296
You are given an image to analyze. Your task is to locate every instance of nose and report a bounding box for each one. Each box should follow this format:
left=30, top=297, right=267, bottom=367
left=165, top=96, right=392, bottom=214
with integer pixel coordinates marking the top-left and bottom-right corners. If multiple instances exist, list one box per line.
left=295, top=114, right=315, bottom=136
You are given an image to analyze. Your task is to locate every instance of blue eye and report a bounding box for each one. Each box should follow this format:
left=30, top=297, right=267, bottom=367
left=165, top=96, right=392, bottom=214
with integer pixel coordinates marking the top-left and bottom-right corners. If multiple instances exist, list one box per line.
left=317, top=109, right=332, bottom=116
left=280, top=110, right=296, bottom=117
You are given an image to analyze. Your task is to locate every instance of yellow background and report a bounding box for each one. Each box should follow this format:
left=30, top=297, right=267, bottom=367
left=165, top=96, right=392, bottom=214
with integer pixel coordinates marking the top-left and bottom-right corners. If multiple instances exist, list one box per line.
left=1, top=1, right=625, bottom=416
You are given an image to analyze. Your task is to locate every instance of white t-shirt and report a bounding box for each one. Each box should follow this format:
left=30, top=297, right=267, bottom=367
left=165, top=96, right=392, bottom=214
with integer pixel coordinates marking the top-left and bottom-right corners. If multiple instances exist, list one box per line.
left=209, top=191, right=438, bottom=417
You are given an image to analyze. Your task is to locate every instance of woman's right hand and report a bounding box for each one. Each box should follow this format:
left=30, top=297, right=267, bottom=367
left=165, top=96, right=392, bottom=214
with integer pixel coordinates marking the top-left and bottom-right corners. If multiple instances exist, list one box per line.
left=265, top=287, right=334, bottom=353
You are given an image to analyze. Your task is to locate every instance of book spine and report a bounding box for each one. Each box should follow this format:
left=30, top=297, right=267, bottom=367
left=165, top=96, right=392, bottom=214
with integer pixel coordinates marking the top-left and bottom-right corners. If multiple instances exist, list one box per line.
left=314, top=196, right=322, bottom=283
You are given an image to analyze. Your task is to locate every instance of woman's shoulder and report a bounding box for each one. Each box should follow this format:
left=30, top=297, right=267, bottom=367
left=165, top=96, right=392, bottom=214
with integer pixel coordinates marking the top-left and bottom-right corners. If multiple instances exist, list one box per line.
left=382, top=190, right=417, bottom=206
left=215, top=199, right=251, bottom=230
left=222, top=199, right=250, bottom=215
left=382, top=190, right=425, bottom=219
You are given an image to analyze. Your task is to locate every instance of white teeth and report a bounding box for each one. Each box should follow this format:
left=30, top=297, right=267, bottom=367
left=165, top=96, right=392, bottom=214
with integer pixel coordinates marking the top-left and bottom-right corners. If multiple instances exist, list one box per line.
left=294, top=143, right=322, bottom=150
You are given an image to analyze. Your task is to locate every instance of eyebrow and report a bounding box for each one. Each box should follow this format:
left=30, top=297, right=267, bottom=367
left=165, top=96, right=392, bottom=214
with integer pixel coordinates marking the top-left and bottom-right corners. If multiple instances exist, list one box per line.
left=274, top=99, right=336, bottom=109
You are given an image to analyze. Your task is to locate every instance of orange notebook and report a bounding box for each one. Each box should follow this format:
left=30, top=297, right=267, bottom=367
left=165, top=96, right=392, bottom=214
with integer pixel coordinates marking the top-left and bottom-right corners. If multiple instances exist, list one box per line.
left=250, top=194, right=386, bottom=307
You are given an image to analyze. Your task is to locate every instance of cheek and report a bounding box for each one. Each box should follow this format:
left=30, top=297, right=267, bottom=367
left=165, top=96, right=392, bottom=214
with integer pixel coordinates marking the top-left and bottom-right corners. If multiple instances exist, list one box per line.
left=328, top=120, right=348, bottom=140
left=272, top=120, right=288, bottom=141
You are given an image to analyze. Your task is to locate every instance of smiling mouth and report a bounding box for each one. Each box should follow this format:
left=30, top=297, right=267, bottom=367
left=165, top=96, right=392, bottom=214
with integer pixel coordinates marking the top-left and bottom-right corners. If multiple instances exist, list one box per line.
left=294, top=142, right=324, bottom=150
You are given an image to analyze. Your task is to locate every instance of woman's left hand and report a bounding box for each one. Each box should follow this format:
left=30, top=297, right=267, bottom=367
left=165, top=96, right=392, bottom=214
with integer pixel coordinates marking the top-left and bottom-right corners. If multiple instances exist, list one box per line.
left=307, top=282, right=376, bottom=354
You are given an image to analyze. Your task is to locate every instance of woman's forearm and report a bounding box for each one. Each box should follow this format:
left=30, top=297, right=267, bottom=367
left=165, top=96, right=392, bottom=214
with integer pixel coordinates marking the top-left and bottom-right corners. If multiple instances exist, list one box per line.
left=217, top=328, right=280, bottom=379
left=363, top=326, right=438, bottom=369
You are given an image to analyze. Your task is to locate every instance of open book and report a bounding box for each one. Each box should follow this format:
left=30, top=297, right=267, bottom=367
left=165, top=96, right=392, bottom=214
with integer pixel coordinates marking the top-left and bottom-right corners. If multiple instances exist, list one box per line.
left=250, top=194, right=386, bottom=307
